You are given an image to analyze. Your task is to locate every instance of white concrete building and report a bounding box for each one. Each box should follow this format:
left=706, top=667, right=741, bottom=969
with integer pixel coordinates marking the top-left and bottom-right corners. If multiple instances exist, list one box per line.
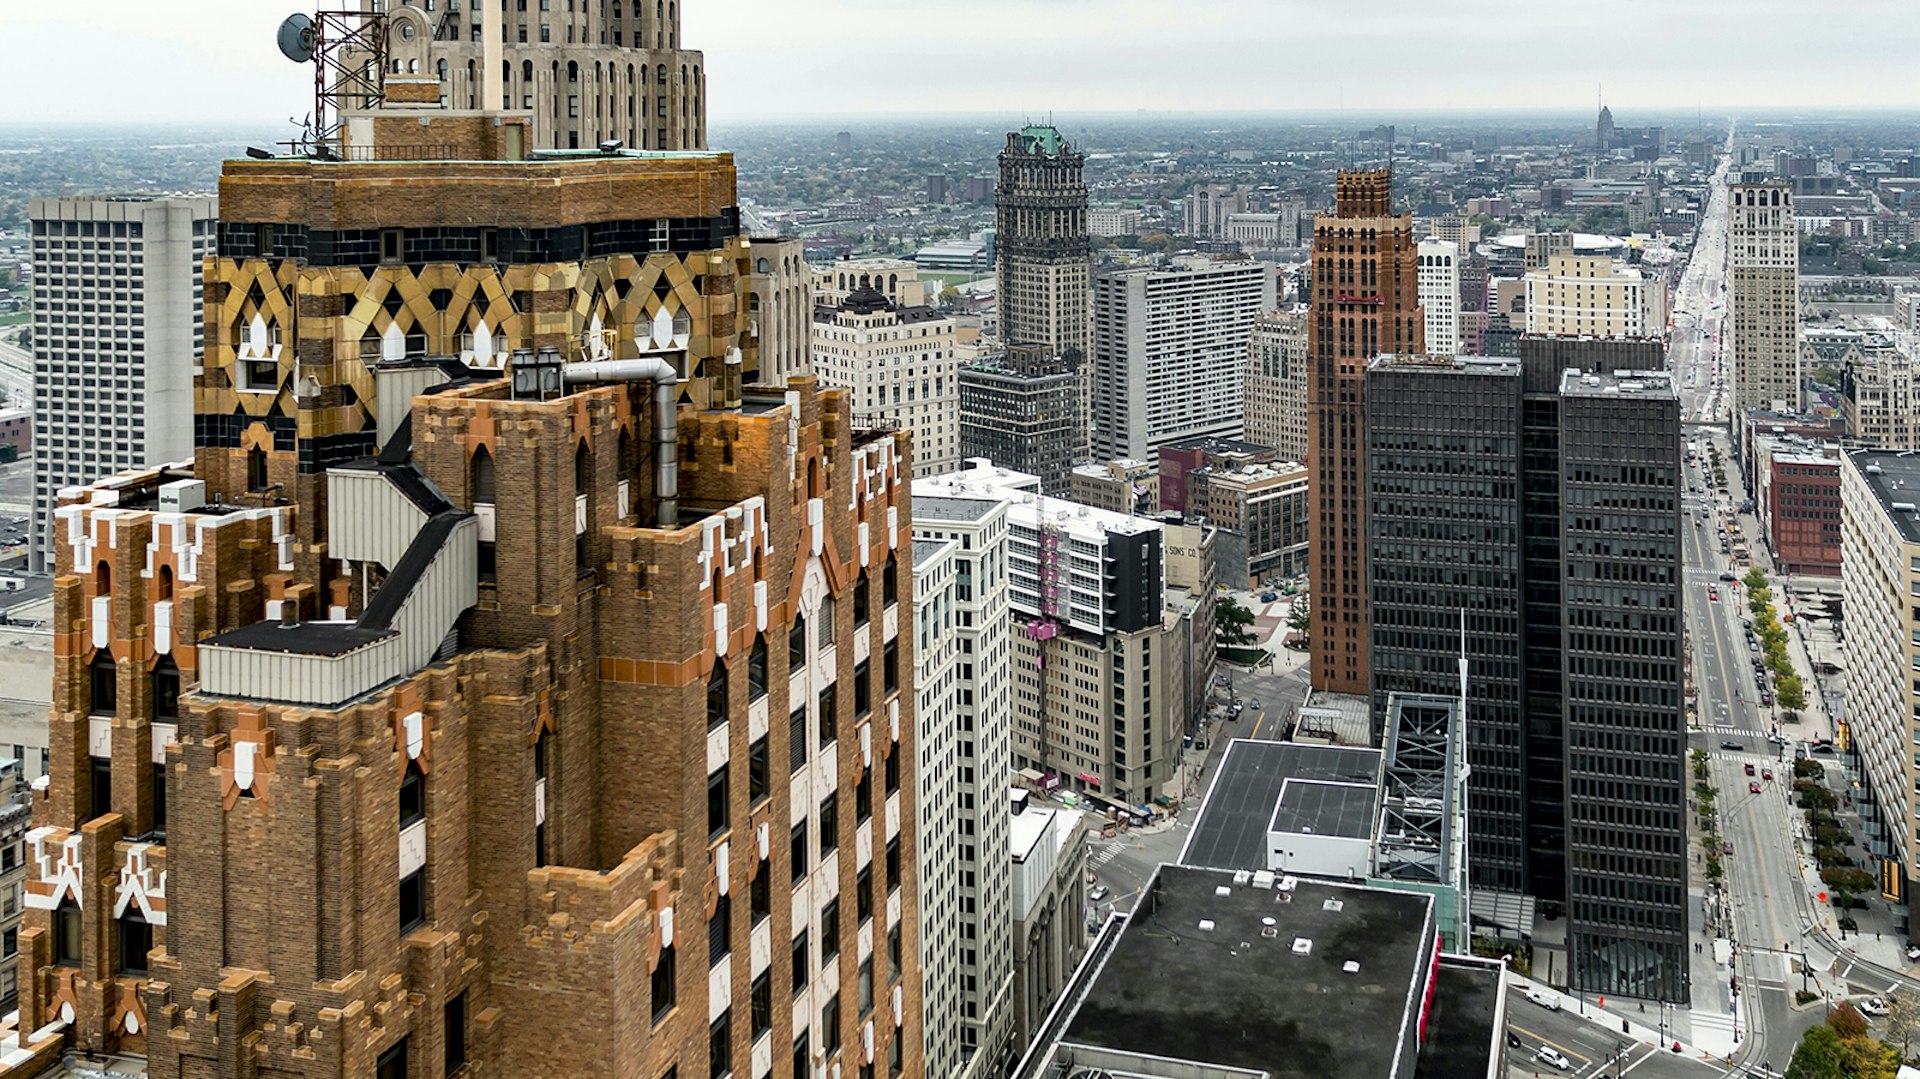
left=912, top=487, right=1016, bottom=1079
left=1007, top=791, right=1088, bottom=1053
left=1087, top=207, right=1143, bottom=239
left=1244, top=307, right=1309, bottom=459
left=1417, top=238, right=1462, bottom=357
left=29, top=194, right=217, bottom=573
left=1090, top=258, right=1274, bottom=461
left=813, top=286, right=959, bottom=476
left=747, top=236, right=813, bottom=383
left=1730, top=182, right=1802, bottom=413
left=1523, top=253, right=1667, bottom=339
left=814, top=257, right=928, bottom=308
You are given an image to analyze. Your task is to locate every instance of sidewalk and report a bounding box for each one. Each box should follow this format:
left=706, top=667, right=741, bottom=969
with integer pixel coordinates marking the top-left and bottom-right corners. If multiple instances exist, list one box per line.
left=1508, top=970, right=1709, bottom=1061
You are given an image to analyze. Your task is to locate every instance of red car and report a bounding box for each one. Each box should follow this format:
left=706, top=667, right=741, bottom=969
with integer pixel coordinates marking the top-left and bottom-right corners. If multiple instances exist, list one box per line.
left=1708, top=587, right=1719, bottom=601
left=1749, top=782, right=1762, bottom=794
left=1762, top=768, right=1774, bottom=781
left=1744, top=763, right=1755, bottom=776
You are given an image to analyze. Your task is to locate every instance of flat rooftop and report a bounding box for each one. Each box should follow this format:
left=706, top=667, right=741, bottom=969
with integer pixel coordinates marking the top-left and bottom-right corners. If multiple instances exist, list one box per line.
left=1558, top=367, right=1676, bottom=398
left=1845, top=448, right=1920, bottom=544
left=1062, top=865, right=1436, bottom=1079
left=1419, top=957, right=1504, bottom=1079
left=1183, top=740, right=1383, bottom=870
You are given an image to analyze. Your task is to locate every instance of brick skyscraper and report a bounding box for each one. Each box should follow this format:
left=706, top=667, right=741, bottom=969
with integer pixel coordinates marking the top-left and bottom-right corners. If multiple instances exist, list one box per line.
left=1306, top=170, right=1422, bottom=695
left=3, top=70, right=922, bottom=1079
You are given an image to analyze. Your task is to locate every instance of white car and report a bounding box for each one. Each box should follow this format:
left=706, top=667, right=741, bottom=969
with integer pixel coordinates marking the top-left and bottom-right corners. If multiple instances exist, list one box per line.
left=1536, top=1047, right=1571, bottom=1071
left=1861, top=997, right=1889, bottom=1017
left=1526, top=988, right=1561, bottom=1011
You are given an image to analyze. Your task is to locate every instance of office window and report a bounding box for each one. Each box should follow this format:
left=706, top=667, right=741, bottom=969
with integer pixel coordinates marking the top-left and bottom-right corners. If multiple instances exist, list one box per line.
left=652, top=945, right=676, bottom=1023
left=790, top=614, right=807, bottom=667
left=709, top=1011, right=732, bottom=1079
left=853, top=661, right=870, bottom=719
left=789, top=708, right=808, bottom=773
left=853, top=575, right=869, bottom=627
left=708, top=767, right=728, bottom=838
left=151, top=762, right=167, bottom=837
left=886, top=922, right=901, bottom=981
left=152, top=657, right=180, bottom=720
left=751, top=970, right=772, bottom=1037
left=400, top=762, right=425, bottom=829
left=856, top=865, right=873, bottom=925
left=819, top=793, right=838, bottom=855
left=790, top=820, right=808, bottom=883
left=709, top=892, right=730, bottom=966
left=885, top=837, right=900, bottom=893
left=751, top=861, right=770, bottom=925
left=883, top=640, right=898, bottom=695
left=857, top=956, right=873, bottom=1015
left=820, top=898, right=840, bottom=962
left=748, top=637, right=768, bottom=701
left=444, top=991, right=467, bottom=1075
left=792, top=930, right=809, bottom=992
left=89, top=649, right=116, bottom=715
left=882, top=556, right=897, bottom=607
left=118, top=910, right=151, bottom=975
left=54, top=905, right=81, bottom=967
left=822, top=994, right=841, bottom=1054
left=884, top=749, right=899, bottom=796
left=400, top=869, right=426, bottom=934
left=819, top=684, right=837, bottom=746
left=749, top=736, right=769, bottom=806
left=90, top=756, right=112, bottom=821
left=855, top=771, right=871, bottom=824
left=377, top=1039, right=409, bottom=1079
left=707, top=664, right=728, bottom=730
left=793, top=1034, right=811, bottom=1079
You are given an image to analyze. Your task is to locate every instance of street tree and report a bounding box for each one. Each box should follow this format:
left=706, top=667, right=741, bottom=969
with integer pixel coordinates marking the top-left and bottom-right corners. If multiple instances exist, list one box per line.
left=1779, top=674, right=1808, bottom=716
left=1881, top=992, right=1920, bottom=1064
left=1286, top=599, right=1311, bottom=640
left=1215, top=596, right=1256, bottom=648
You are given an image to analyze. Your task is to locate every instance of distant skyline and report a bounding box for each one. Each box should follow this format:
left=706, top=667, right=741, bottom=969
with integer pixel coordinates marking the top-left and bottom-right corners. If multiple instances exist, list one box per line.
left=5, top=0, right=1920, bottom=126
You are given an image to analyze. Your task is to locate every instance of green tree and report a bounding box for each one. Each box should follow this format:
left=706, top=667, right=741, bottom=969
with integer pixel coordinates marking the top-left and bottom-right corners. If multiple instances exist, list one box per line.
left=1216, top=596, right=1256, bottom=648
left=1881, top=991, right=1920, bottom=1064
left=1286, top=599, right=1312, bottom=641
left=1745, top=567, right=1770, bottom=592
left=1786, top=1023, right=1852, bottom=1079
left=1778, top=674, right=1808, bottom=715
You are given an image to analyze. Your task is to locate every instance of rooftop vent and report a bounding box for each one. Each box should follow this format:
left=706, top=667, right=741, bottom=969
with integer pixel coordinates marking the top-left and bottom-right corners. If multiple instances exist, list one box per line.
left=1292, top=937, right=1313, bottom=956
left=1894, top=502, right=1917, bottom=513
left=1253, top=870, right=1276, bottom=889
left=1198, top=919, right=1216, bottom=933
left=1323, top=899, right=1344, bottom=913
left=1232, top=870, right=1252, bottom=886
left=1868, top=463, right=1884, bottom=474
left=1343, top=961, right=1361, bottom=975
left=1279, top=875, right=1298, bottom=891
left=1215, top=886, right=1233, bottom=898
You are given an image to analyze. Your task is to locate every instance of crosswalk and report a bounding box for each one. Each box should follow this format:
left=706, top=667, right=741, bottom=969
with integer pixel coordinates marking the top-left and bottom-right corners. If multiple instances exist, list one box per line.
left=1087, top=845, right=1123, bottom=870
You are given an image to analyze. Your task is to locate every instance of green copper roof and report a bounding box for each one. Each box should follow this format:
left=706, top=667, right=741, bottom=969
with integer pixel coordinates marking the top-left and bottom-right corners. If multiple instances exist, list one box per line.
left=1016, top=124, right=1068, bottom=155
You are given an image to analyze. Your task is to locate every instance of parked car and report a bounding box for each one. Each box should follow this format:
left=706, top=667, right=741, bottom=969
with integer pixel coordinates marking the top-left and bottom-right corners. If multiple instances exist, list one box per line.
left=1525, top=988, right=1562, bottom=1011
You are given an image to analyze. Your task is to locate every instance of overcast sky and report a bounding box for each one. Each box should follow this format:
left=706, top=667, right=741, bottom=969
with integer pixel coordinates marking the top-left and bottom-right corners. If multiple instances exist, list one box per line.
left=5, top=0, right=1920, bottom=127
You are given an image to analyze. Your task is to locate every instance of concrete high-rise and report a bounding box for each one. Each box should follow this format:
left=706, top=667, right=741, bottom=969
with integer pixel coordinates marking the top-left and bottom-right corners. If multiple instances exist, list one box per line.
left=1090, top=258, right=1273, bottom=461
left=1306, top=170, right=1423, bottom=695
left=1367, top=339, right=1685, bottom=1002
left=813, top=286, right=959, bottom=476
left=995, top=126, right=1088, bottom=365
left=364, top=0, right=708, bottom=150
left=910, top=488, right=1016, bottom=1079
left=1729, top=182, right=1801, bottom=415
left=957, top=357, right=1088, bottom=493
left=1243, top=307, right=1309, bottom=459
left=1524, top=254, right=1668, bottom=339
left=1416, top=238, right=1461, bottom=357
left=28, top=195, right=217, bottom=575
left=748, top=236, right=814, bottom=384
left=12, top=83, right=925, bottom=1079
left=1839, top=448, right=1920, bottom=910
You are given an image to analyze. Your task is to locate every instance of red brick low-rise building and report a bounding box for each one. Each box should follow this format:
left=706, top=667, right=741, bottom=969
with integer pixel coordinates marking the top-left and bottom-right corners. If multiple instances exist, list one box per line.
left=1754, top=435, right=1841, bottom=577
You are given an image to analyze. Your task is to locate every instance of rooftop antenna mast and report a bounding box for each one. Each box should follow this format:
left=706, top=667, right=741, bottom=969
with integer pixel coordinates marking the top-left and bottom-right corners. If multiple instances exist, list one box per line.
left=275, top=10, right=390, bottom=157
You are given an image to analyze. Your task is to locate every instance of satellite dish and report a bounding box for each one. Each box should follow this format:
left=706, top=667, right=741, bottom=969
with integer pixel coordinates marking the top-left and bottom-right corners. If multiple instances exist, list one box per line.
left=277, top=13, right=319, bottom=63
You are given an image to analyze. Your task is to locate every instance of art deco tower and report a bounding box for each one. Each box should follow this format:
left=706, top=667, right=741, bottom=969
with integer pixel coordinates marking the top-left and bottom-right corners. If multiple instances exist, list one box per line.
left=1728, top=182, right=1801, bottom=416
left=7, top=41, right=922, bottom=1079
left=1306, top=170, right=1422, bottom=695
left=994, top=126, right=1089, bottom=366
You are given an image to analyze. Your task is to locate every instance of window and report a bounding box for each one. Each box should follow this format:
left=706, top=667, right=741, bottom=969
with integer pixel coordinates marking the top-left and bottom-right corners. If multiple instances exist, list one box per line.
left=89, top=649, right=116, bottom=715
left=748, top=637, right=767, bottom=701
left=90, top=756, right=112, bottom=821
left=793, top=1034, right=811, bottom=1079
left=818, top=684, right=837, bottom=746
left=883, top=640, right=898, bottom=695
left=751, top=862, right=770, bottom=925
left=53, top=905, right=80, bottom=967
left=790, top=615, right=807, bottom=667
left=652, top=945, right=676, bottom=1024
left=882, top=556, right=897, bottom=607
left=2, top=928, right=14, bottom=959
left=381, top=229, right=404, bottom=263
left=817, top=596, right=835, bottom=647
left=853, top=576, right=869, bottom=627
left=247, top=446, right=269, bottom=492
left=751, top=970, right=772, bottom=1037
left=885, top=837, right=900, bottom=893
left=151, top=761, right=167, bottom=837
left=707, top=665, right=729, bottom=730
left=707, top=767, right=728, bottom=838
left=471, top=447, right=496, bottom=502
left=857, top=956, right=873, bottom=1015
left=709, top=892, right=731, bottom=966
left=400, top=869, right=426, bottom=934
left=119, top=910, right=151, bottom=975
left=856, top=866, right=873, bottom=925
left=791, top=931, right=809, bottom=992
left=152, top=658, right=179, bottom=720
left=444, top=991, right=467, bottom=1075
left=884, top=749, right=899, bottom=796
left=819, top=793, right=838, bottom=856
left=377, top=1039, right=409, bottom=1079
left=709, top=1011, right=732, bottom=1079
left=889, top=1030, right=903, bottom=1077
left=820, top=898, right=840, bottom=962
left=822, top=994, right=841, bottom=1054
left=400, top=762, right=425, bottom=829
left=855, top=771, right=872, bottom=824
left=790, top=820, right=808, bottom=883
left=789, top=708, right=808, bottom=774
left=886, top=922, right=901, bottom=981
left=478, top=228, right=498, bottom=264
left=853, top=661, right=870, bottom=719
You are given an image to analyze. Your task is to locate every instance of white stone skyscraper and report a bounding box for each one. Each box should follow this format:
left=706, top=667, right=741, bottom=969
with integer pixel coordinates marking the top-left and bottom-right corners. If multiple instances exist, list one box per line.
left=1729, top=181, right=1801, bottom=414
left=29, top=194, right=217, bottom=574
left=1417, top=238, right=1462, bottom=356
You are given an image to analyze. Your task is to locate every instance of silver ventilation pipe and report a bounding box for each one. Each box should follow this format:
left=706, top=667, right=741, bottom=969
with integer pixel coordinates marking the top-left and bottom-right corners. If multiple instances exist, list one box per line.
left=562, top=358, right=681, bottom=526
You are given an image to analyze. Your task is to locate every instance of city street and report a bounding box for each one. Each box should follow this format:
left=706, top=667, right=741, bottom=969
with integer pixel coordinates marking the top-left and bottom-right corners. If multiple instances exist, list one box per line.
left=1503, top=985, right=1716, bottom=1079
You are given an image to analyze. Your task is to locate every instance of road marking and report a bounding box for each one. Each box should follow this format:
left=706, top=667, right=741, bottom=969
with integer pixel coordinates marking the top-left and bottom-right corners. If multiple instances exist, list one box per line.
left=1506, top=1022, right=1592, bottom=1064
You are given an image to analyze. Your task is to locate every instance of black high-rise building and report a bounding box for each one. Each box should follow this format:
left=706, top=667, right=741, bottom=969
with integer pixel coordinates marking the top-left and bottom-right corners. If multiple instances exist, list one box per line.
left=1367, top=338, right=1685, bottom=1003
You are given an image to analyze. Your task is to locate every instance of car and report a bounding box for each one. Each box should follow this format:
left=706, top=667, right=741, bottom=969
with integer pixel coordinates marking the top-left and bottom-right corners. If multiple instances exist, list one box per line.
left=1525, top=988, right=1562, bottom=1011
left=1535, top=1047, right=1571, bottom=1071
left=1720, top=571, right=1738, bottom=582
left=1760, top=694, right=1773, bottom=707
left=1762, top=768, right=1774, bottom=781
left=1861, top=997, right=1889, bottom=1017
left=1744, top=762, right=1755, bottom=776
left=1749, top=781, right=1762, bottom=794
left=1906, top=945, right=1920, bottom=963
left=1813, top=743, right=1836, bottom=755
left=1260, top=592, right=1277, bottom=603
left=1505, top=1031, right=1522, bottom=1049
left=1721, top=740, right=1745, bottom=751
left=1707, top=588, right=1719, bottom=601
left=1089, top=886, right=1111, bottom=903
